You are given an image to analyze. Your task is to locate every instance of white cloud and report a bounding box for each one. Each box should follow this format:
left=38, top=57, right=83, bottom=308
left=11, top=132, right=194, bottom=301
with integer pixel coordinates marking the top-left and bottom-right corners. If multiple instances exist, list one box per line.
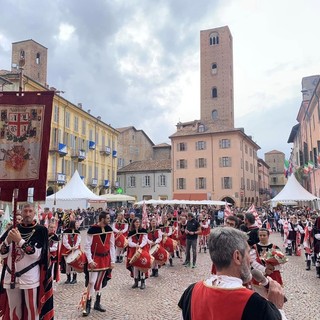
left=56, top=23, right=75, bottom=42
left=1, top=0, right=320, bottom=159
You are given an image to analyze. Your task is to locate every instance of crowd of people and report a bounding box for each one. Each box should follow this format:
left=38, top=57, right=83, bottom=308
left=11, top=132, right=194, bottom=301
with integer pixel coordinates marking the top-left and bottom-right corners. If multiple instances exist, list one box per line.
left=0, top=203, right=320, bottom=319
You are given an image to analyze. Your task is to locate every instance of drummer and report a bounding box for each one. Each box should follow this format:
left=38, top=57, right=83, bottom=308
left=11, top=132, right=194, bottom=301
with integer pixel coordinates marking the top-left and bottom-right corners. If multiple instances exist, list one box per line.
left=178, top=214, right=188, bottom=263
left=127, top=217, right=149, bottom=290
left=48, top=222, right=60, bottom=289
left=113, top=211, right=129, bottom=263
left=159, top=214, right=174, bottom=266
left=82, top=211, right=116, bottom=316
left=60, top=220, right=81, bottom=284
left=147, top=217, right=163, bottom=277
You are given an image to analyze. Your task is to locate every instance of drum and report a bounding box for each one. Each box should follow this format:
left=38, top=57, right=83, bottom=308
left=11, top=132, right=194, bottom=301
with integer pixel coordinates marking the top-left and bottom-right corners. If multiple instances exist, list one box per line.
left=150, top=244, right=169, bottom=266
left=129, top=248, right=154, bottom=272
left=162, top=236, right=178, bottom=254
left=115, top=233, right=128, bottom=248
left=65, top=249, right=87, bottom=272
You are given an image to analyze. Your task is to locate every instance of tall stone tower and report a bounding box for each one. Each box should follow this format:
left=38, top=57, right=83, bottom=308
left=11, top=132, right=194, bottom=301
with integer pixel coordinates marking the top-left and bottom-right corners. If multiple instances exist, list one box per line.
left=200, top=26, right=234, bottom=129
left=11, top=39, right=48, bottom=86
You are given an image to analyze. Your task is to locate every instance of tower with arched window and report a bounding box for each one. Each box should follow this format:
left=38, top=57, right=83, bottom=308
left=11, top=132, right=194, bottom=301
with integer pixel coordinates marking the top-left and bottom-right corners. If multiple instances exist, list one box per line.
left=11, top=39, right=48, bottom=86
left=200, top=26, right=234, bottom=129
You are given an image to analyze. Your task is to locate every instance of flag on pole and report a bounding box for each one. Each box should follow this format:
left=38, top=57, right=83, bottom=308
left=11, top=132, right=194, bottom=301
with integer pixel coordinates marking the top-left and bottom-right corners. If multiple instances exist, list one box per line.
left=308, top=160, right=314, bottom=171
left=247, top=204, right=262, bottom=228
left=224, top=202, right=232, bottom=220
left=141, top=202, right=149, bottom=229
left=284, top=159, right=289, bottom=177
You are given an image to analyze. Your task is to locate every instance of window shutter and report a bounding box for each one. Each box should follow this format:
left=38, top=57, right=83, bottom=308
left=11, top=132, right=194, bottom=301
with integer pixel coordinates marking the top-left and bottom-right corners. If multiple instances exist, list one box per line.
left=204, top=159, right=207, bottom=167
left=219, top=158, right=222, bottom=167
left=195, top=178, right=199, bottom=190
left=176, top=160, right=180, bottom=169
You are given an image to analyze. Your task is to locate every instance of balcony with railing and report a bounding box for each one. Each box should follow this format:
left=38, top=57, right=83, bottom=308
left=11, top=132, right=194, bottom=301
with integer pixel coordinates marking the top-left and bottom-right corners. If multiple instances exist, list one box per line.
left=100, top=146, right=111, bottom=156
left=71, top=149, right=86, bottom=161
left=90, top=178, right=98, bottom=187
left=49, top=142, right=68, bottom=156
left=47, top=173, right=66, bottom=185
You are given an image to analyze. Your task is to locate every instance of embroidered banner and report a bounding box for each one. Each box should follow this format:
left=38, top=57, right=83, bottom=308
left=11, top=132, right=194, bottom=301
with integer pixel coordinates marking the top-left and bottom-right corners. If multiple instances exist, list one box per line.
left=0, top=91, right=54, bottom=202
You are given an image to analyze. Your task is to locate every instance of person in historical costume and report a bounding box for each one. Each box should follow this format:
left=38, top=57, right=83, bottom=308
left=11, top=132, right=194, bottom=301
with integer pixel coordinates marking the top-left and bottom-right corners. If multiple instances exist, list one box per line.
left=0, top=204, right=53, bottom=320
left=287, top=215, right=303, bottom=256
left=147, top=217, right=164, bottom=277
left=178, top=227, right=287, bottom=320
left=178, top=214, right=188, bottom=262
left=127, top=217, right=151, bottom=289
left=245, top=213, right=260, bottom=247
left=167, top=211, right=180, bottom=258
left=82, top=211, right=115, bottom=317
left=159, top=214, right=174, bottom=266
left=112, top=211, right=129, bottom=263
left=303, top=215, right=316, bottom=271
left=48, top=222, right=60, bottom=289
left=250, top=228, right=284, bottom=287
left=54, top=208, right=64, bottom=235
left=313, top=216, right=320, bottom=278
left=198, top=213, right=210, bottom=253
left=60, top=220, right=81, bottom=284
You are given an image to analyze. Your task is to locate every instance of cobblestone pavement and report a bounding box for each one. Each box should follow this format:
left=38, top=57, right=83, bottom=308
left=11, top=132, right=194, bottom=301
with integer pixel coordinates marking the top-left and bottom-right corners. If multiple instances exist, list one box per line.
left=53, top=231, right=318, bottom=320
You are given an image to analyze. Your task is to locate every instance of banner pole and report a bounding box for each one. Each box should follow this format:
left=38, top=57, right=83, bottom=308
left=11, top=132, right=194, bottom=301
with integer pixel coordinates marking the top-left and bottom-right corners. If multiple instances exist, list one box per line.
left=10, top=188, right=19, bottom=289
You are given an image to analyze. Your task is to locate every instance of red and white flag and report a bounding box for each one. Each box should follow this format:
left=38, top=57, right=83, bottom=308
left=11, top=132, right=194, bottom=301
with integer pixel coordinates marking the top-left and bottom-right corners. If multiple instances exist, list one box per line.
left=224, top=202, right=232, bottom=219
left=247, top=204, right=262, bottom=228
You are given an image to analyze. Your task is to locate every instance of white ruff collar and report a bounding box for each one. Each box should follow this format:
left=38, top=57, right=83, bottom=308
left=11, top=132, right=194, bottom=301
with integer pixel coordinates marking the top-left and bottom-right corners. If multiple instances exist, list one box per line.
left=204, top=275, right=244, bottom=289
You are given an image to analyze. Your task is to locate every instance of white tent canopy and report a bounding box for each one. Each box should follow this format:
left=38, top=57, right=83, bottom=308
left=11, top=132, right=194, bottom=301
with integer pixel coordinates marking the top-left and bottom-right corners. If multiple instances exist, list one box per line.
left=270, top=174, right=319, bottom=204
left=99, top=194, right=136, bottom=202
left=45, top=170, right=105, bottom=210
left=134, top=199, right=230, bottom=206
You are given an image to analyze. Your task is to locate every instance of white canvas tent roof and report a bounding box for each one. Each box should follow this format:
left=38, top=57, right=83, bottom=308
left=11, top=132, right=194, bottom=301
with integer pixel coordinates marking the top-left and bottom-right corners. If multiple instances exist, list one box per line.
left=270, top=174, right=319, bottom=203
left=45, top=170, right=104, bottom=210
left=134, top=199, right=230, bottom=206
left=99, top=194, right=135, bottom=202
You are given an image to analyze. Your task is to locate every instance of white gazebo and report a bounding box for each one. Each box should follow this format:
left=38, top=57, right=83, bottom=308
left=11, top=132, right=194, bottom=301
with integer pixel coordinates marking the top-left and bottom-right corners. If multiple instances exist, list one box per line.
left=45, top=170, right=105, bottom=210
left=270, top=174, right=319, bottom=207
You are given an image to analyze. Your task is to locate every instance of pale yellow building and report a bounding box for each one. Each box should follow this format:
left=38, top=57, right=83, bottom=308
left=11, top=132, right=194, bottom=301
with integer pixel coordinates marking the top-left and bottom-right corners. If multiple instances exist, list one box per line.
left=1, top=39, right=119, bottom=196
left=264, top=150, right=287, bottom=197
left=170, top=26, right=260, bottom=207
left=258, top=158, right=271, bottom=205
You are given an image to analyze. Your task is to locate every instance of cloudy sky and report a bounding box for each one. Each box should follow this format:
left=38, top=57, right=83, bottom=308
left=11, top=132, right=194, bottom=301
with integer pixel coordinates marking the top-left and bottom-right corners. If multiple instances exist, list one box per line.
left=1, top=0, right=319, bottom=159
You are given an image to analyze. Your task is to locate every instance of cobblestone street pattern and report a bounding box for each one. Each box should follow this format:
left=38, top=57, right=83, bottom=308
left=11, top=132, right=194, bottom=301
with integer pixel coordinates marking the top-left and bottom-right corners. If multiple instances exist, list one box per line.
left=54, top=232, right=318, bottom=319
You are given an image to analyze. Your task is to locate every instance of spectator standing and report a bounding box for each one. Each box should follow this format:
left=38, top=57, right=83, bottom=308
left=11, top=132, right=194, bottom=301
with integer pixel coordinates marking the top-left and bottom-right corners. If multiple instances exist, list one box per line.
left=183, top=212, right=201, bottom=268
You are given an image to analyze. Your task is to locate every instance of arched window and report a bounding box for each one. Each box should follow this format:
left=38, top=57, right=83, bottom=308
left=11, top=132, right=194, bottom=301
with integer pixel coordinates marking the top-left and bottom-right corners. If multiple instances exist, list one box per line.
left=209, top=32, right=219, bottom=46
left=211, top=87, right=217, bottom=98
left=212, top=110, right=218, bottom=120
left=36, top=52, right=41, bottom=64
left=211, top=63, right=217, bottom=74
left=20, top=50, right=25, bottom=59
left=198, top=124, right=205, bottom=133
